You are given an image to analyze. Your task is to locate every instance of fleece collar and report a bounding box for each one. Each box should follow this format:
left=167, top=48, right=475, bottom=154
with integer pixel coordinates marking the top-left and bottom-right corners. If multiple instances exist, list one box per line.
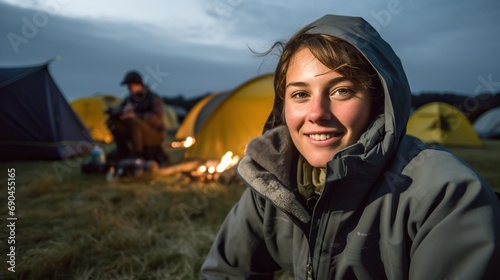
left=237, top=126, right=311, bottom=223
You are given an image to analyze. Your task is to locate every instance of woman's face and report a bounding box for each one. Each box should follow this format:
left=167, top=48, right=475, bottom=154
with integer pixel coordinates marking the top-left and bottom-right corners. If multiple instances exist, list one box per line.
left=284, top=47, right=372, bottom=167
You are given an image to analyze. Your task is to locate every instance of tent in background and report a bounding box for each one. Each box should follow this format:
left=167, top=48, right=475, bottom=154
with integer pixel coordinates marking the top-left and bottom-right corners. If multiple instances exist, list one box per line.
left=162, top=103, right=180, bottom=134
left=407, top=102, right=482, bottom=147
left=474, top=107, right=500, bottom=139
left=71, top=95, right=121, bottom=144
left=72, top=95, right=180, bottom=143
left=180, top=74, right=275, bottom=160
left=0, top=63, right=93, bottom=160
left=175, top=93, right=217, bottom=140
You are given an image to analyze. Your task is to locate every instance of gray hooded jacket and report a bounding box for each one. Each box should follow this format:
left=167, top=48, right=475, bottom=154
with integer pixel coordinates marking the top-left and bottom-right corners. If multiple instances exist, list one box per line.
left=201, top=15, right=500, bottom=279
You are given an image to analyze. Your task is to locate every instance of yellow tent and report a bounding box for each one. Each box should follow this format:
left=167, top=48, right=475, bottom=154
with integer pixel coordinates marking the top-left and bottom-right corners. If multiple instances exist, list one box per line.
left=407, top=102, right=482, bottom=147
left=162, top=103, right=180, bottom=133
left=175, top=93, right=217, bottom=140
left=181, top=74, right=275, bottom=160
left=71, top=95, right=121, bottom=143
left=72, top=95, right=179, bottom=143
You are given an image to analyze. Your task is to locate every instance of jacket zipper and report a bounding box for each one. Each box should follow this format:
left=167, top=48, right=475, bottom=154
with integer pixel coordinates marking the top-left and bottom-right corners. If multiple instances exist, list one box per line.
left=306, top=177, right=335, bottom=280
left=307, top=201, right=318, bottom=280
left=306, top=259, right=314, bottom=280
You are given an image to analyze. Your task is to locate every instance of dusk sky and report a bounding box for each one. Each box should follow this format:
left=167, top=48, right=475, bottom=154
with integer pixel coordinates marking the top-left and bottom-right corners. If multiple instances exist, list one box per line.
left=1, top=0, right=499, bottom=101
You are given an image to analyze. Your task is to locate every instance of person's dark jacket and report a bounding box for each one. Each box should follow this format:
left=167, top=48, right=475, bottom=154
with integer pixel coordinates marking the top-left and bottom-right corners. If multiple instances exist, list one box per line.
left=120, top=87, right=166, bottom=139
left=201, top=14, right=500, bottom=279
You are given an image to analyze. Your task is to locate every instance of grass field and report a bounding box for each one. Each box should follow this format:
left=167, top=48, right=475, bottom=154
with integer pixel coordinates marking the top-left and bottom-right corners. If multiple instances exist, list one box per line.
left=447, top=140, right=500, bottom=191
left=1, top=140, right=499, bottom=279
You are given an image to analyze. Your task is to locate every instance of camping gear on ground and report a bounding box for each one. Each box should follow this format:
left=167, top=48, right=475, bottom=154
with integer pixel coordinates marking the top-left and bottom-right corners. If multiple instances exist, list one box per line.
left=91, top=145, right=106, bottom=163
left=106, top=158, right=159, bottom=180
left=407, top=102, right=482, bottom=147
left=82, top=144, right=161, bottom=178
left=105, top=144, right=171, bottom=167
left=473, top=107, right=500, bottom=139
left=176, top=74, right=275, bottom=161
left=0, top=62, right=93, bottom=160
left=82, top=154, right=161, bottom=178
left=81, top=145, right=109, bottom=174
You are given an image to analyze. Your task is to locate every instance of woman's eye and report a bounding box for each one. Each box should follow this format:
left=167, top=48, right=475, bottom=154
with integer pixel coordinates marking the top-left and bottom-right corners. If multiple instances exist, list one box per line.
left=291, top=91, right=308, bottom=99
left=335, top=88, right=350, bottom=95
left=332, top=88, right=353, bottom=98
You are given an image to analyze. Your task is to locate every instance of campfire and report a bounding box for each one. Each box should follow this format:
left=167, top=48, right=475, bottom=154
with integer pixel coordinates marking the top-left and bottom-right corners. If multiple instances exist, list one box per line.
left=188, top=151, right=240, bottom=183
left=157, top=150, right=240, bottom=184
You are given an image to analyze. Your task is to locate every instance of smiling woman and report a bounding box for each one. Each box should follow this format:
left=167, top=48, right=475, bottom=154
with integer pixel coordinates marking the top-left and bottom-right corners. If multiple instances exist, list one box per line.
left=284, top=47, right=373, bottom=168
left=201, top=14, right=500, bottom=280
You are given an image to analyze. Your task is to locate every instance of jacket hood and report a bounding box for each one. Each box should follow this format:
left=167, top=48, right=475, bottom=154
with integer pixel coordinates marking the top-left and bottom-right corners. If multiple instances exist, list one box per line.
left=308, top=14, right=411, bottom=138
left=238, top=14, right=412, bottom=218
left=262, top=14, right=411, bottom=173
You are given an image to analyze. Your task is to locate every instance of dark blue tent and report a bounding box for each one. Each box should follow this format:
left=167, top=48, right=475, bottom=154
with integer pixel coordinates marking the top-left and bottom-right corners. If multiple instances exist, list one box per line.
left=0, top=62, right=93, bottom=160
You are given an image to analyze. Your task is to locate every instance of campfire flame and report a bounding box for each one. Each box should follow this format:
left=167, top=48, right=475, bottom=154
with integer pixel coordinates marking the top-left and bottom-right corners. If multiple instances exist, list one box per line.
left=171, top=136, right=196, bottom=148
left=198, top=165, right=207, bottom=173
left=216, top=151, right=240, bottom=173
left=189, top=151, right=240, bottom=182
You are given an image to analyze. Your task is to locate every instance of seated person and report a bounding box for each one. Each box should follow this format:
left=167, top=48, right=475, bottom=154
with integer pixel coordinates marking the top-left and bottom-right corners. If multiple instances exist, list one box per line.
left=106, top=70, right=167, bottom=163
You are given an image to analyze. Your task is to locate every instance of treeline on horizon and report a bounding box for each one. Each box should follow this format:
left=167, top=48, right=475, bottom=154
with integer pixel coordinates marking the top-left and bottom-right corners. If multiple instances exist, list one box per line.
left=163, top=91, right=500, bottom=124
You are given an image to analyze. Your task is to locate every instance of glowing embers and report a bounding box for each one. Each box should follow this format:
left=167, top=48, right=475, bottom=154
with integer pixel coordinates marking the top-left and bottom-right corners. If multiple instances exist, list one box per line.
left=190, top=151, right=240, bottom=182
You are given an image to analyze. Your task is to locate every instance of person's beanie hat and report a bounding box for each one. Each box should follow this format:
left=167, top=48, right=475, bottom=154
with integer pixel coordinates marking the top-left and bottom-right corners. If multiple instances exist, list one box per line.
left=121, top=70, right=143, bottom=85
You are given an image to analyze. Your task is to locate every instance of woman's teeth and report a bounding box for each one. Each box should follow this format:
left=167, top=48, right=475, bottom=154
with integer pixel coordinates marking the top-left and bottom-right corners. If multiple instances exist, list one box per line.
left=309, top=134, right=333, bottom=141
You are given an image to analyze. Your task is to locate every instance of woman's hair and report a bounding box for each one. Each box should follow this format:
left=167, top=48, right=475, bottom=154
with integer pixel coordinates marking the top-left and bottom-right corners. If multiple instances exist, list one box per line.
left=264, top=26, right=384, bottom=127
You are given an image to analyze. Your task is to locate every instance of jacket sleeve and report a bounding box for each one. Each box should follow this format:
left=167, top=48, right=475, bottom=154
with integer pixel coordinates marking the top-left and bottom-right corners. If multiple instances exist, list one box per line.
left=408, top=171, right=500, bottom=280
left=139, top=94, right=164, bottom=129
left=201, top=188, right=281, bottom=279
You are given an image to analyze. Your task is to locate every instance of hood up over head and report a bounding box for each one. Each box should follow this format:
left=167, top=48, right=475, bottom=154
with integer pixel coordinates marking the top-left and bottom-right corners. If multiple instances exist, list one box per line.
left=261, top=14, right=412, bottom=179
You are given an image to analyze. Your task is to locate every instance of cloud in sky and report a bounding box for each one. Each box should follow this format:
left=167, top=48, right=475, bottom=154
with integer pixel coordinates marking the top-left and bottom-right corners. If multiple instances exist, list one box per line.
left=1, top=0, right=499, bottom=101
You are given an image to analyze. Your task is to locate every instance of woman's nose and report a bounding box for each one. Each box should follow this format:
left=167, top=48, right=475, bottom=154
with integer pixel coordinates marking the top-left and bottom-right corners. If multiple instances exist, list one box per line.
left=307, top=94, right=332, bottom=123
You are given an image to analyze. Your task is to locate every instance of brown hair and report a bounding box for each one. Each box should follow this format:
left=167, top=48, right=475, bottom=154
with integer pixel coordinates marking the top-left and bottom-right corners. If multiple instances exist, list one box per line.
left=264, top=27, right=384, bottom=128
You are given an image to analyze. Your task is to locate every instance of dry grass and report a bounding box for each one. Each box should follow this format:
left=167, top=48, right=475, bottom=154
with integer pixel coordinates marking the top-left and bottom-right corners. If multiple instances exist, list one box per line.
left=0, top=140, right=498, bottom=279
left=0, top=156, right=246, bottom=279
